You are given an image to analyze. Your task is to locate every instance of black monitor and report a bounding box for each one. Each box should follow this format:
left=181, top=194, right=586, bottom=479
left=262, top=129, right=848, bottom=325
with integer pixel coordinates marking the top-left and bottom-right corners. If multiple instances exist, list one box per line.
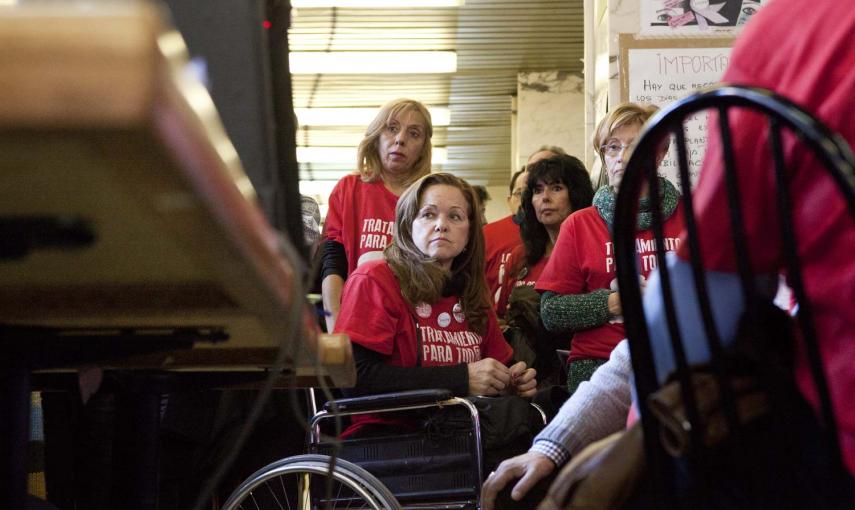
left=163, top=0, right=306, bottom=261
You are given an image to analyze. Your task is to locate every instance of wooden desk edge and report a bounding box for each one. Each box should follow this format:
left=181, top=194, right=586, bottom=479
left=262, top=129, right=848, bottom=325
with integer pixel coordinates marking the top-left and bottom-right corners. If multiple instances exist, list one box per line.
left=31, top=333, right=356, bottom=388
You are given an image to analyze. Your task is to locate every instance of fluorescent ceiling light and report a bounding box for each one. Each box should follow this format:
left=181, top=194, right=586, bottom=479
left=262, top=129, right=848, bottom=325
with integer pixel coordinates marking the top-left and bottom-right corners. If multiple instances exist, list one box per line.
left=296, top=107, right=450, bottom=126
left=290, top=52, right=457, bottom=74
left=297, top=147, right=447, bottom=164
left=292, top=0, right=463, bottom=7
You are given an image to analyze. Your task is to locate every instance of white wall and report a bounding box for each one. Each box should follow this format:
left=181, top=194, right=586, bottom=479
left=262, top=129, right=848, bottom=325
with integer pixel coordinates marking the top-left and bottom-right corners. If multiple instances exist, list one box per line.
left=516, top=71, right=587, bottom=168
left=482, top=184, right=512, bottom=224
left=584, top=0, right=641, bottom=186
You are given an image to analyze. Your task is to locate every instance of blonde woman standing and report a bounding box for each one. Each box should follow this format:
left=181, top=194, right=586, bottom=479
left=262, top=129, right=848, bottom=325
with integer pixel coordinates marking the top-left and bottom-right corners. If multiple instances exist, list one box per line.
left=321, top=98, right=433, bottom=332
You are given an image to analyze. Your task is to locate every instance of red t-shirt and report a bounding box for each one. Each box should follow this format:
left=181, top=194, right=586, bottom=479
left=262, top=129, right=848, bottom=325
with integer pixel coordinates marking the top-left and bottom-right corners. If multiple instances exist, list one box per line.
left=322, top=174, right=398, bottom=276
left=538, top=205, right=684, bottom=362
left=495, top=245, right=549, bottom=318
left=483, top=215, right=523, bottom=307
left=677, top=0, right=855, bottom=475
left=335, top=260, right=513, bottom=435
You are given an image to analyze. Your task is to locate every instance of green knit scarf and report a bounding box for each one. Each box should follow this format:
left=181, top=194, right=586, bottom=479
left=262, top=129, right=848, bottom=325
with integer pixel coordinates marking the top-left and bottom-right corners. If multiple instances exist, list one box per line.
left=592, top=177, right=680, bottom=231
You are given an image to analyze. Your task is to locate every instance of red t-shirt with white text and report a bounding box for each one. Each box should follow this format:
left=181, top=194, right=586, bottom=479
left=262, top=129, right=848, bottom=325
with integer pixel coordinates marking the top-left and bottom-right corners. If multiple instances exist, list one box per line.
left=484, top=215, right=523, bottom=308
left=322, top=174, right=398, bottom=276
left=495, top=245, right=549, bottom=318
left=537, top=205, right=684, bottom=362
left=335, top=260, right=513, bottom=435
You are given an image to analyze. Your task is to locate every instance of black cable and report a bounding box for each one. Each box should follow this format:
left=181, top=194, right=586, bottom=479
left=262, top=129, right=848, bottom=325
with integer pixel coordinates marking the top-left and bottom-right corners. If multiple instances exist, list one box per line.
left=190, top=232, right=306, bottom=510
left=190, top=2, right=350, bottom=507
left=293, top=5, right=346, bottom=505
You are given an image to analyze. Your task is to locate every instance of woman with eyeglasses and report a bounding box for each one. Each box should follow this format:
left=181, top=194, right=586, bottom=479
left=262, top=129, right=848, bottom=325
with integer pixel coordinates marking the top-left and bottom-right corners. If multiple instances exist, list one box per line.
left=535, top=103, right=684, bottom=394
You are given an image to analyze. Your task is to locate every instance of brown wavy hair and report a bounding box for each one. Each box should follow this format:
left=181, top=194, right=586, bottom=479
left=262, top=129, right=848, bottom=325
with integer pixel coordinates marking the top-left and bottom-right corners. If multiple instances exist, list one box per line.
left=384, top=173, right=491, bottom=334
left=357, top=98, right=433, bottom=186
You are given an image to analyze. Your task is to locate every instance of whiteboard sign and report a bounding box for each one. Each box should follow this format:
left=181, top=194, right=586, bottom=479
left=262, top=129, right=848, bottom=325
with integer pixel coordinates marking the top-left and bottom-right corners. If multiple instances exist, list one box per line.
left=620, top=35, right=734, bottom=186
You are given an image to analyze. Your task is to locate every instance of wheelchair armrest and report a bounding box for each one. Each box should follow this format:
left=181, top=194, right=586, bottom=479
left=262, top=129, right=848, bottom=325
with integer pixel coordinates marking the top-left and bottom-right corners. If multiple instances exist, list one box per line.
left=323, top=389, right=454, bottom=414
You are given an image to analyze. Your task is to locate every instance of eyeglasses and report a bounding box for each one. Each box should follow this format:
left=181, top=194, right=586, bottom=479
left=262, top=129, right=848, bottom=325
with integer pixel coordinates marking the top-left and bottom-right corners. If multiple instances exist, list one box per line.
left=600, top=142, right=633, bottom=157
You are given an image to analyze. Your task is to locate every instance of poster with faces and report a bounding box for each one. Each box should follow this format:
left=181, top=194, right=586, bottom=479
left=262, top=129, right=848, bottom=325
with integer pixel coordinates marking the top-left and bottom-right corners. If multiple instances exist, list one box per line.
left=640, top=0, right=765, bottom=35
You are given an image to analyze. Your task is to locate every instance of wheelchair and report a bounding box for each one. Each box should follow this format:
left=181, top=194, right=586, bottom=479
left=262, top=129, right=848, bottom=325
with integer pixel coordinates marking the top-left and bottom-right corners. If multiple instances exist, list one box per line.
left=222, top=388, right=547, bottom=510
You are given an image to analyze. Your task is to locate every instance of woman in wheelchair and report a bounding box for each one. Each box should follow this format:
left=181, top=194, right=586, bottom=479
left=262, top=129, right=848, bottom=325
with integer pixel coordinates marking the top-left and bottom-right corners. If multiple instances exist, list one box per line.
left=334, top=172, right=537, bottom=437
left=497, top=154, right=594, bottom=387
left=535, top=102, right=683, bottom=395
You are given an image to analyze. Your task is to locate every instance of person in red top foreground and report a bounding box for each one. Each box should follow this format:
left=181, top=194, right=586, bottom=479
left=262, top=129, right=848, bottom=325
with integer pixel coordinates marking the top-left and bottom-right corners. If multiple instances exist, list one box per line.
left=484, top=147, right=566, bottom=311
left=643, top=0, right=855, bottom=488
left=335, top=173, right=537, bottom=437
left=485, top=3, right=855, bottom=507
left=537, top=103, right=683, bottom=395
left=321, top=98, right=433, bottom=332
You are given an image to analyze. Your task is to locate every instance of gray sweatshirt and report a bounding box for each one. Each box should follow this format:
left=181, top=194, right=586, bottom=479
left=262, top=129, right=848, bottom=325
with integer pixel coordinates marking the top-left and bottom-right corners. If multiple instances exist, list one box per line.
left=530, top=339, right=632, bottom=465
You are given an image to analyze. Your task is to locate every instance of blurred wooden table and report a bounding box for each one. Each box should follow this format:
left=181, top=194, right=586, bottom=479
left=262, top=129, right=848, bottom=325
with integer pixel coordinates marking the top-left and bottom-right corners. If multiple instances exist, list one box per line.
left=0, top=1, right=353, bottom=507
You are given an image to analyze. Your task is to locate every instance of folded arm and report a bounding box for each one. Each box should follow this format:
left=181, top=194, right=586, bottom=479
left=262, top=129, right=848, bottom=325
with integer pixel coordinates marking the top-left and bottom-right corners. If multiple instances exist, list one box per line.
left=540, top=289, right=614, bottom=333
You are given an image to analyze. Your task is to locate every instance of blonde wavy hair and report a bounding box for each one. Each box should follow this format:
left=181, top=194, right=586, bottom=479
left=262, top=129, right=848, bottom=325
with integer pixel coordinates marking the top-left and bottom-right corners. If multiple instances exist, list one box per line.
left=357, top=98, right=433, bottom=186
left=384, top=173, right=491, bottom=334
left=592, top=102, right=660, bottom=188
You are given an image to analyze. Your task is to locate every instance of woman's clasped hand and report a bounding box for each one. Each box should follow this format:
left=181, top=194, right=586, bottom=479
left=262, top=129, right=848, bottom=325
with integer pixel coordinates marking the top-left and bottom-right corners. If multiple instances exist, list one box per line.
left=467, top=359, right=537, bottom=397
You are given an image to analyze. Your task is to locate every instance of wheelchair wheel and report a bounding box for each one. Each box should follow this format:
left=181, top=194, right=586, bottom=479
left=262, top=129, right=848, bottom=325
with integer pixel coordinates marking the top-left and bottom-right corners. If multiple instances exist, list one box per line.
left=221, top=454, right=401, bottom=510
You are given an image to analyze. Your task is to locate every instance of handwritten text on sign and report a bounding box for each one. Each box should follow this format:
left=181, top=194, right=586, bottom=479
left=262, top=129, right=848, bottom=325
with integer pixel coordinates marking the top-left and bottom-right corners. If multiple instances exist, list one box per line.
left=627, top=46, right=731, bottom=185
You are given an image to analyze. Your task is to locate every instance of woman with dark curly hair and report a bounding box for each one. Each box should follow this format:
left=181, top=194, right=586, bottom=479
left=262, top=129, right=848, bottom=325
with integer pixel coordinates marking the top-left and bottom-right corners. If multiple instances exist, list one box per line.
left=497, top=155, right=594, bottom=385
